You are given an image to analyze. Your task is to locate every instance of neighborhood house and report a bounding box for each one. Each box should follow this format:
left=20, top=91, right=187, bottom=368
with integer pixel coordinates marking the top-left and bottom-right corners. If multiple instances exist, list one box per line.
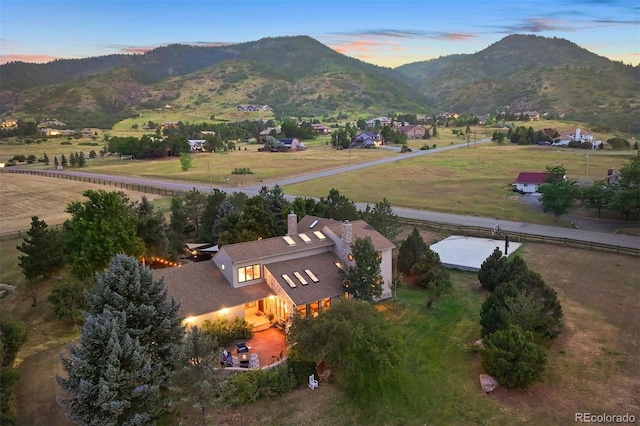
left=154, top=214, right=395, bottom=329
left=512, top=172, right=551, bottom=193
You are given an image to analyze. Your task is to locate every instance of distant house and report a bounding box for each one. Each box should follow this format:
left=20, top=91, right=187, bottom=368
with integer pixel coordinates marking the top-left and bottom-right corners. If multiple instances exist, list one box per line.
left=39, top=128, right=61, bottom=137
left=365, top=117, right=392, bottom=128
left=237, top=104, right=272, bottom=112
left=513, top=172, right=551, bottom=193
left=352, top=131, right=383, bottom=148
left=259, top=126, right=281, bottom=141
left=153, top=214, right=395, bottom=328
left=553, top=128, right=594, bottom=146
left=278, top=138, right=305, bottom=151
left=1, top=119, right=17, bottom=128
left=397, top=124, right=426, bottom=139
left=311, top=124, right=332, bottom=134
left=188, top=139, right=206, bottom=152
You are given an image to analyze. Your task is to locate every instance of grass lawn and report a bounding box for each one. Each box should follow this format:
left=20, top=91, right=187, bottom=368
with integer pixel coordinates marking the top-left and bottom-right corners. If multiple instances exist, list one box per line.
left=284, top=143, right=636, bottom=224
left=2, top=221, right=638, bottom=424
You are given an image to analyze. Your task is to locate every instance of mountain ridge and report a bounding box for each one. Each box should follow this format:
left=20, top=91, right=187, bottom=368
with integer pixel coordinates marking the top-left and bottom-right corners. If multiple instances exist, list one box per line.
left=1, top=34, right=638, bottom=132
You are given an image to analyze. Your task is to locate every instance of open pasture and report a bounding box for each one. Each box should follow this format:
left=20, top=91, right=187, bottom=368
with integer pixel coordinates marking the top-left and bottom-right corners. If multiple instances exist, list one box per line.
left=284, top=143, right=636, bottom=224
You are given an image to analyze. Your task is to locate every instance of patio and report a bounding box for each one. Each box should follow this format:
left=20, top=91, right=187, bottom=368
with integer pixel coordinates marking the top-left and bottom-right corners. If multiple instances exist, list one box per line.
left=227, top=326, right=287, bottom=369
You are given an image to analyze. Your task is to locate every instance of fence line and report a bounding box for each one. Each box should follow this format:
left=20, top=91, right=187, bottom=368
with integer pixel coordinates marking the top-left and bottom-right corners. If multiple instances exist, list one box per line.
left=3, top=168, right=638, bottom=256
left=398, top=217, right=639, bottom=257
left=2, top=168, right=185, bottom=198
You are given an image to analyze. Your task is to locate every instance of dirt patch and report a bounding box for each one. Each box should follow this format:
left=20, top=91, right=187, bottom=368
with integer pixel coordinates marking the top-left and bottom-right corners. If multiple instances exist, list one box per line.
left=0, top=172, right=163, bottom=234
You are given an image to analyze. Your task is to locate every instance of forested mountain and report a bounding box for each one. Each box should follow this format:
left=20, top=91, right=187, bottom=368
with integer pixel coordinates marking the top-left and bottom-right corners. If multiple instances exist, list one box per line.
left=1, top=34, right=638, bottom=131
left=397, top=35, right=640, bottom=132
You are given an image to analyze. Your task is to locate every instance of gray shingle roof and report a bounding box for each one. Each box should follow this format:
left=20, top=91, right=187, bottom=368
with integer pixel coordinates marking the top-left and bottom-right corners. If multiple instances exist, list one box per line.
left=265, top=252, right=344, bottom=306
left=326, top=220, right=396, bottom=251
left=220, top=232, right=334, bottom=263
left=153, top=261, right=272, bottom=317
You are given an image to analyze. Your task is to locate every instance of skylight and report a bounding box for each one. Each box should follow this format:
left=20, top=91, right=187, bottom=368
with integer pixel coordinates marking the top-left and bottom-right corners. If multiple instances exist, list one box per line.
left=309, top=219, right=318, bottom=228
left=298, top=233, right=311, bottom=243
left=304, top=269, right=319, bottom=283
left=283, top=236, right=296, bottom=246
left=293, top=271, right=308, bottom=285
left=313, top=231, right=326, bottom=240
left=282, top=274, right=297, bottom=288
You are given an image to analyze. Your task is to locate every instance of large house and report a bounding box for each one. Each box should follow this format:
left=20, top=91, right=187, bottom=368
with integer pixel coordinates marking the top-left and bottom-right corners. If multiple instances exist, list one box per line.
left=154, top=214, right=395, bottom=329
left=396, top=124, right=426, bottom=139
left=512, top=172, right=551, bottom=193
left=352, top=131, right=384, bottom=148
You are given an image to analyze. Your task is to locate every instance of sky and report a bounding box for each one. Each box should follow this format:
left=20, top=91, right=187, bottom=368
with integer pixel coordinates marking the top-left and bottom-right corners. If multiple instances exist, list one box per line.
left=1, top=0, right=639, bottom=67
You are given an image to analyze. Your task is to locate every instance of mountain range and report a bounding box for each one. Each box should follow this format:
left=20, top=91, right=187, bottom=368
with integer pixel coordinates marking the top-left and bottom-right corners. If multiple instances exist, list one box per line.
left=1, top=34, right=638, bottom=132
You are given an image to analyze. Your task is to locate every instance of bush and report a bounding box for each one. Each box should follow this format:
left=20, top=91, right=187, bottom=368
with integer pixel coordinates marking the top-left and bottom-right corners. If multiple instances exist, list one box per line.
left=477, top=248, right=506, bottom=291
left=224, top=364, right=297, bottom=406
left=481, top=325, right=546, bottom=389
left=201, top=317, right=253, bottom=347
left=47, top=279, right=88, bottom=324
left=420, top=144, right=430, bottom=150
left=60, top=141, right=72, bottom=145
left=231, top=167, right=254, bottom=175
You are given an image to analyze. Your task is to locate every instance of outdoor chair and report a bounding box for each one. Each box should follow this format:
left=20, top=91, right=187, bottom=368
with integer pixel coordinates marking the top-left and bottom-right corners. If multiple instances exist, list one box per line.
left=237, top=342, right=249, bottom=353
left=308, top=374, right=318, bottom=390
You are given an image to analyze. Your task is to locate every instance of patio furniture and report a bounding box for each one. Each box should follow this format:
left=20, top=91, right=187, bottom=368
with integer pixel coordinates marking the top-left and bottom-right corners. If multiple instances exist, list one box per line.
left=308, top=374, right=318, bottom=390
left=238, top=351, right=251, bottom=368
left=237, top=342, right=249, bottom=353
left=220, top=349, right=232, bottom=367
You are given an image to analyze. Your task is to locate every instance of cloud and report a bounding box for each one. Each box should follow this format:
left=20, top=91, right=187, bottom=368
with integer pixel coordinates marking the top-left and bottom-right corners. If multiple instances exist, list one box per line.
left=0, top=54, right=60, bottom=65
left=329, top=29, right=475, bottom=41
left=105, top=41, right=232, bottom=55
left=501, top=18, right=570, bottom=33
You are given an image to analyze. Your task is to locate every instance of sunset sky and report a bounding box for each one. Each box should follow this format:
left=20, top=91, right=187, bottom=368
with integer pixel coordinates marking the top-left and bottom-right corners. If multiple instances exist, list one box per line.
left=1, top=0, right=639, bottom=67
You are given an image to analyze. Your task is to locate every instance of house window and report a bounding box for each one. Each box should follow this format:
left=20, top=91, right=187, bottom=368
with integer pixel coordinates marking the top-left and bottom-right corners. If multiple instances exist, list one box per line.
left=238, top=264, right=261, bottom=283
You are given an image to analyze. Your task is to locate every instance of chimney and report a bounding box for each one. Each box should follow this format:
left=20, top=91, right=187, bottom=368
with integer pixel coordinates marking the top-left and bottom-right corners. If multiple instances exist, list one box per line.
left=287, top=211, right=297, bottom=236
left=341, top=220, right=353, bottom=245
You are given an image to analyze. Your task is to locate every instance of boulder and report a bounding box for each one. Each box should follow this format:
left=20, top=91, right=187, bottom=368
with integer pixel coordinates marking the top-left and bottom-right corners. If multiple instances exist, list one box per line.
left=480, top=374, right=499, bottom=393
left=474, top=339, right=484, bottom=349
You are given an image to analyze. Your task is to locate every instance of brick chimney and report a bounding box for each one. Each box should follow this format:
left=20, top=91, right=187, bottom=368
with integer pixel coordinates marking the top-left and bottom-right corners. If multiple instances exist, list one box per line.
left=341, top=220, right=353, bottom=245
left=287, top=211, right=297, bottom=236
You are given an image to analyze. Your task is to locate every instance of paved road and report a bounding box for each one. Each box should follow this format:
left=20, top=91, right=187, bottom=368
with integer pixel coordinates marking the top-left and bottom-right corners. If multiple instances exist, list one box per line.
left=12, top=137, right=639, bottom=250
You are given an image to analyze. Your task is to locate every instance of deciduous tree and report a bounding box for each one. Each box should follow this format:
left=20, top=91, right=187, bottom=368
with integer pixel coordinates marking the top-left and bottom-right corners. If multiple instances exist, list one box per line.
left=64, top=190, right=145, bottom=279
left=538, top=180, right=579, bottom=220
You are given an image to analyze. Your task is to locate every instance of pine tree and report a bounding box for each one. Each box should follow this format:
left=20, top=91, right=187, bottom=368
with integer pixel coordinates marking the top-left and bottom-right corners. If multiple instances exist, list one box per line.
left=340, top=236, right=383, bottom=302
left=396, top=227, right=427, bottom=274
left=77, top=152, right=86, bottom=167
left=54, top=156, right=59, bottom=168
left=60, top=154, right=68, bottom=167
left=136, top=196, right=169, bottom=260
left=477, top=248, right=506, bottom=291
left=58, top=255, right=184, bottom=424
left=43, top=152, right=49, bottom=165
left=17, top=216, right=64, bottom=305
left=412, top=248, right=452, bottom=307
left=69, top=152, right=77, bottom=167
left=360, top=197, right=401, bottom=243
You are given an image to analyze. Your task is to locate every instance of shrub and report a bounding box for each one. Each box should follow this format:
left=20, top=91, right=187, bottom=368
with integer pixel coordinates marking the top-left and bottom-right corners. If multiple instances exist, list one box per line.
left=201, top=317, right=253, bottom=347
left=61, top=141, right=72, bottom=145
left=420, top=144, right=430, bottom=150
left=481, top=325, right=546, bottom=389
left=224, top=364, right=296, bottom=406
left=47, top=279, right=88, bottom=324
left=231, top=167, right=254, bottom=175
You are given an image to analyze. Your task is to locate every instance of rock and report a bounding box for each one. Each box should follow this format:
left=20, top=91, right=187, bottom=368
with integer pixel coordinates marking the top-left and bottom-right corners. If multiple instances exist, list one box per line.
left=474, top=339, right=484, bottom=349
left=480, top=374, right=499, bottom=393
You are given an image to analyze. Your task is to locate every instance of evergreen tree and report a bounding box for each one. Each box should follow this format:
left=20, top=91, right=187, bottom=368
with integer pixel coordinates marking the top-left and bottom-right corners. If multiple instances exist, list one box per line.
left=360, top=197, right=401, bottom=243
left=43, top=152, right=49, bottom=165
left=396, top=227, right=427, bottom=274
left=184, top=188, right=207, bottom=233
left=77, top=152, right=86, bottom=167
left=197, top=189, right=226, bottom=242
left=136, top=196, right=169, bottom=260
left=260, top=184, right=290, bottom=235
left=17, top=216, right=64, bottom=305
left=58, top=255, right=185, bottom=424
left=211, top=199, right=234, bottom=243
left=481, top=325, right=546, bottom=389
left=411, top=248, right=452, bottom=307
left=477, top=248, right=506, bottom=291
left=340, top=236, right=383, bottom=302
left=320, top=188, right=358, bottom=221
left=69, top=152, right=77, bottom=167
left=60, top=154, right=68, bottom=167
left=58, top=308, right=162, bottom=424
left=54, top=156, right=59, bottom=167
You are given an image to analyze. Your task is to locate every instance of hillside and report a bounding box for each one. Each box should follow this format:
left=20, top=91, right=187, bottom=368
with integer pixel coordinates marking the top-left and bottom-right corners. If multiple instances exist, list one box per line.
left=396, top=34, right=640, bottom=132
left=1, top=34, right=638, bottom=132
left=0, top=36, right=429, bottom=127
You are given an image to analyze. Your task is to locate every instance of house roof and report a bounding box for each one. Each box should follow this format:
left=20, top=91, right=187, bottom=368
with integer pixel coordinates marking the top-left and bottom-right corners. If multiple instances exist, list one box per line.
left=515, top=172, right=551, bottom=184
left=218, top=231, right=334, bottom=263
left=326, top=220, right=396, bottom=251
left=265, top=252, right=344, bottom=306
left=154, top=261, right=273, bottom=317
left=278, top=138, right=297, bottom=145
left=296, top=215, right=340, bottom=232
